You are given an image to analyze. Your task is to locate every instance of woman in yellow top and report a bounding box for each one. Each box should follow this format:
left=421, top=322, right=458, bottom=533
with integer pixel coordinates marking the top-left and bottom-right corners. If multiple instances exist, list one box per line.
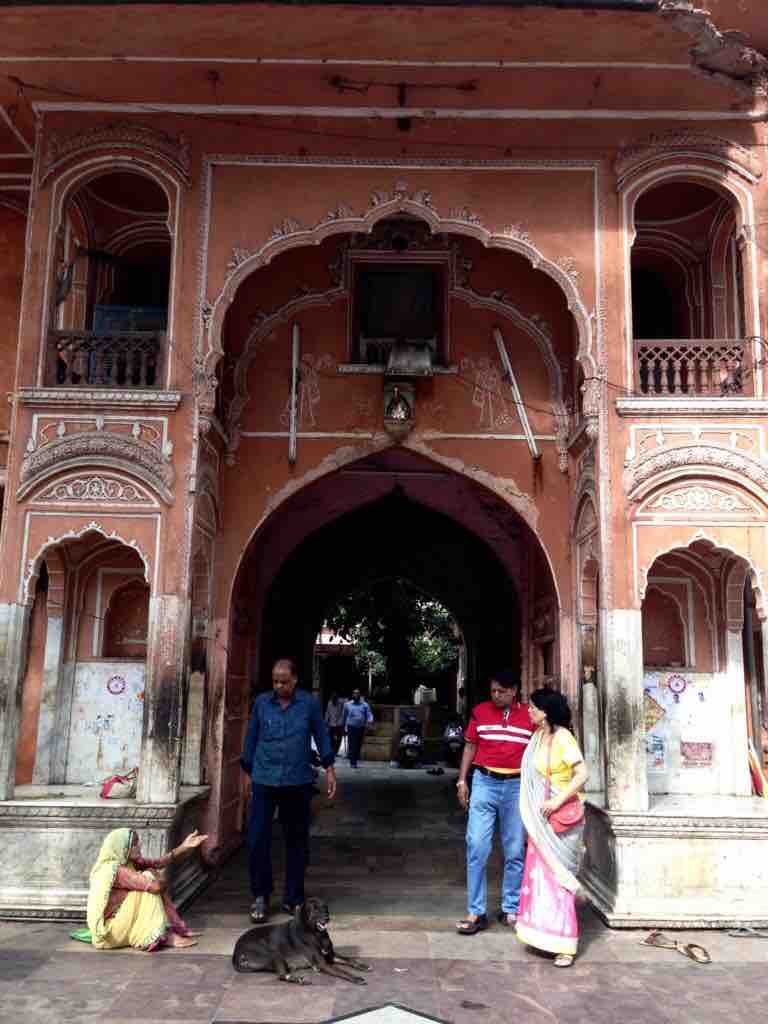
left=515, top=688, right=588, bottom=968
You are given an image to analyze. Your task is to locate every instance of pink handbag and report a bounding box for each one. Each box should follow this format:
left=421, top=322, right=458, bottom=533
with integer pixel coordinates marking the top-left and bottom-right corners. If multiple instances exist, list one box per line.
left=545, top=737, right=584, bottom=834
left=100, top=767, right=138, bottom=799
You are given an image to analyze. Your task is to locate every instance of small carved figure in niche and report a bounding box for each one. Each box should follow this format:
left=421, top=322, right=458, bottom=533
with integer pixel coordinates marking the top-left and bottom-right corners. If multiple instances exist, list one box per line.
left=386, top=386, right=411, bottom=421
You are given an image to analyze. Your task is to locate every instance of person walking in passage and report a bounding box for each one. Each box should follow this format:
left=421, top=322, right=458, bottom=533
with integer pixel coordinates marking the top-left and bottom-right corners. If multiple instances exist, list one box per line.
left=324, top=692, right=346, bottom=755
left=455, top=671, right=534, bottom=934
left=240, top=658, right=336, bottom=924
left=342, top=689, right=374, bottom=768
left=516, top=687, right=587, bottom=967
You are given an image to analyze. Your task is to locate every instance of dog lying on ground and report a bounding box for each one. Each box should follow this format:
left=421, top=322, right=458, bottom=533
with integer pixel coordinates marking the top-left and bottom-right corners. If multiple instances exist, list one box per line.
left=232, top=897, right=371, bottom=985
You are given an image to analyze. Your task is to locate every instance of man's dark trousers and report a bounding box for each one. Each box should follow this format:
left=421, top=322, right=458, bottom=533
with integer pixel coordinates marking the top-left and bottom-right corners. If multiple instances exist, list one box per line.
left=248, top=783, right=313, bottom=907
left=347, top=726, right=365, bottom=767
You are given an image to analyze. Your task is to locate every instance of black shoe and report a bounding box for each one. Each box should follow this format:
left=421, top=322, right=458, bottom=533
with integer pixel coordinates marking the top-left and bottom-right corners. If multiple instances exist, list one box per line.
left=250, top=897, right=269, bottom=924
left=282, top=902, right=300, bottom=915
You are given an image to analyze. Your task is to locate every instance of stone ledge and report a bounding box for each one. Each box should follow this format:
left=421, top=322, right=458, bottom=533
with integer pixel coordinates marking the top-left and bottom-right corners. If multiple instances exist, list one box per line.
left=0, top=786, right=210, bottom=921
left=615, top=397, right=768, bottom=418
left=17, top=387, right=183, bottom=411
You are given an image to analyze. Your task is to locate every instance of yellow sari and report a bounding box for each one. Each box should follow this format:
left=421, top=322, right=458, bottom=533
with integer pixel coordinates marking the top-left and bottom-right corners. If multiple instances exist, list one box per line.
left=87, top=828, right=168, bottom=950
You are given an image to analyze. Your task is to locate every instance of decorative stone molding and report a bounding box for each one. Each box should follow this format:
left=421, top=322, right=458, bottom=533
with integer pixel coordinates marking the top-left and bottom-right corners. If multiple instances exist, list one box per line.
left=659, top=2, right=768, bottom=99
left=616, top=397, right=768, bottom=417
left=627, top=444, right=768, bottom=500
left=22, top=520, right=152, bottom=603
left=638, top=531, right=764, bottom=607
left=41, top=121, right=191, bottom=185
left=17, top=432, right=174, bottom=505
left=615, top=129, right=763, bottom=188
left=17, top=387, right=182, bottom=411
left=640, top=483, right=759, bottom=517
left=201, top=176, right=595, bottom=414
left=28, top=474, right=156, bottom=506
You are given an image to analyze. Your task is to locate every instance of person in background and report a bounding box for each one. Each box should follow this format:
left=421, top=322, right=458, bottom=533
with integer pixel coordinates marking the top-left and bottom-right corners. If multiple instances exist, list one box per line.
left=342, top=689, right=374, bottom=768
left=516, top=687, right=588, bottom=968
left=240, top=658, right=336, bottom=924
left=324, top=692, right=346, bottom=754
left=455, top=671, right=533, bottom=934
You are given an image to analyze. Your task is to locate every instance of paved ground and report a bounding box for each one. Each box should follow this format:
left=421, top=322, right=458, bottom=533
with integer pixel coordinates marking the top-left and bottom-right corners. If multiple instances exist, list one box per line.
left=0, top=764, right=766, bottom=1024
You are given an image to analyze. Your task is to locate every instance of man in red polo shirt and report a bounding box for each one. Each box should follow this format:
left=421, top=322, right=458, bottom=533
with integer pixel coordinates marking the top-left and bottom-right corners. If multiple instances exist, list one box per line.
left=455, top=670, right=533, bottom=934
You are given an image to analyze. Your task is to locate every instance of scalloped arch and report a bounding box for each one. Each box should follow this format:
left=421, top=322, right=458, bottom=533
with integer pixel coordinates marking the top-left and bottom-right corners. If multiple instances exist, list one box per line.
left=22, top=521, right=151, bottom=605
left=202, top=189, right=595, bottom=389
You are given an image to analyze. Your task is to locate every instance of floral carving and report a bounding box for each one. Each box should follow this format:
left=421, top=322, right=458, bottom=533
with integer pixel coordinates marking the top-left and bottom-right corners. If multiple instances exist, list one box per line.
left=556, top=256, right=579, bottom=281
left=500, top=223, right=532, bottom=244
left=31, top=475, right=154, bottom=505
left=643, top=484, right=757, bottom=516
left=448, top=206, right=480, bottom=225
left=271, top=218, right=303, bottom=239
left=628, top=445, right=768, bottom=500
left=17, top=432, right=174, bottom=504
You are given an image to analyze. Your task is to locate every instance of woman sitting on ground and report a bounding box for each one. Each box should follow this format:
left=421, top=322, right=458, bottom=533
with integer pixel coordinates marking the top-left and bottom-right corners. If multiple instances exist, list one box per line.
left=86, top=827, right=208, bottom=951
left=516, top=687, right=587, bottom=968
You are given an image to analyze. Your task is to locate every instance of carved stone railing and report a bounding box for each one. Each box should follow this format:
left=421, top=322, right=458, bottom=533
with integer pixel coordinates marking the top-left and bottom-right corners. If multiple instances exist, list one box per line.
left=633, top=339, right=750, bottom=397
left=48, top=330, right=164, bottom=388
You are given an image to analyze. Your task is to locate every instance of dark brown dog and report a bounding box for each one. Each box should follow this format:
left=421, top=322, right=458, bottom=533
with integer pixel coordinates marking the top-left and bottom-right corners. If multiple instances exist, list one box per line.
left=232, top=897, right=371, bottom=985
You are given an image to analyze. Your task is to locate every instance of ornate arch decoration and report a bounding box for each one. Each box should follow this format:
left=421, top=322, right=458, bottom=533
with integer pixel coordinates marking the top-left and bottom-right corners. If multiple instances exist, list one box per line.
left=638, top=531, right=765, bottom=617
left=17, top=432, right=174, bottom=505
left=24, top=470, right=159, bottom=508
left=222, top=266, right=571, bottom=467
left=642, top=582, right=689, bottom=665
left=41, top=121, right=191, bottom=188
left=22, top=520, right=151, bottom=606
left=626, top=445, right=768, bottom=508
left=615, top=131, right=763, bottom=193
left=617, top=140, right=763, bottom=393
left=105, top=221, right=172, bottom=256
left=200, top=183, right=595, bottom=414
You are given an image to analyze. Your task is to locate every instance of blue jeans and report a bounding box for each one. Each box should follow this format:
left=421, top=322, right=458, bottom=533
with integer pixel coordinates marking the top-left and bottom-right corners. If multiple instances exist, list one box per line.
left=247, top=784, right=313, bottom=906
left=465, top=772, right=526, bottom=916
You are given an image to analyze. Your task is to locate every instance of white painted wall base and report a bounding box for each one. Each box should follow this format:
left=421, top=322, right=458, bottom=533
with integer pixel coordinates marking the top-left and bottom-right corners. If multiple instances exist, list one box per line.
left=0, top=786, right=210, bottom=920
left=581, top=795, right=768, bottom=928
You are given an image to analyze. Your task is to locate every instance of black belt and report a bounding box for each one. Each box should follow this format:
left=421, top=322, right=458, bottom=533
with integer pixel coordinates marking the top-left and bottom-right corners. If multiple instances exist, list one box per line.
left=475, top=766, right=520, bottom=781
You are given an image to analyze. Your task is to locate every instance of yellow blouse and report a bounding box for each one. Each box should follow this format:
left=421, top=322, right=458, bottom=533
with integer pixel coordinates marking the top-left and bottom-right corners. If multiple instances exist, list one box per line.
left=533, top=727, right=585, bottom=798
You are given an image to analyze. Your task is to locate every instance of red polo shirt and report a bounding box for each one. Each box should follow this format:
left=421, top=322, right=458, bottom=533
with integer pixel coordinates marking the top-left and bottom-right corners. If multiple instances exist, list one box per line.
left=465, top=700, right=534, bottom=773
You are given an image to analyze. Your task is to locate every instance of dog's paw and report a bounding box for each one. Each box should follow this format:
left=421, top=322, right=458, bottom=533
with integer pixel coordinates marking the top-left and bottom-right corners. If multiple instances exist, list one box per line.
left=351, top=976, right=367, bottom=985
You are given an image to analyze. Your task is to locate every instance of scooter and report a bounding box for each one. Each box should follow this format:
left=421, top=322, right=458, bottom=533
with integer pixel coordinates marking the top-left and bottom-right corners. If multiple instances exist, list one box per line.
left=442, top=718, right=464, bottom=768
left=398, top=713, right=423, bottom=768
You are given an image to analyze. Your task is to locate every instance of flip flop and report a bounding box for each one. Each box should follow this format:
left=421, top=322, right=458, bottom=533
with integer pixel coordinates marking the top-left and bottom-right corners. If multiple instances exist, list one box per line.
left=728, top=927, right=768, bottom=939
left=641, top=930, right=711, bottom=964
left=456, top=914, right=489, bottom=935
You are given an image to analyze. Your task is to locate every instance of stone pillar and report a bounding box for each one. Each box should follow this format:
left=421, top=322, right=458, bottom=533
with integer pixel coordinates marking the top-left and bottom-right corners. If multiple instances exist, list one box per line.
left=137, top=594, right=189, bottom=804
left=0, top=603, right=32, bottom=800
left=723, top=629, right=752, bottom=796
left=31, top=612, right=66, bottom=783
left=600, top=608, right=648, bottom=812
left=180, top=670, right=206, bottom=786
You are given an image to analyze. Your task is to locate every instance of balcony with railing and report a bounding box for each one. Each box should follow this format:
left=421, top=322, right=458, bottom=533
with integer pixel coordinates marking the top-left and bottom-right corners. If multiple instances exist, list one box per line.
left=633, top=339, right=750, bottom=398
left=48, top=329, right=164, bottom=388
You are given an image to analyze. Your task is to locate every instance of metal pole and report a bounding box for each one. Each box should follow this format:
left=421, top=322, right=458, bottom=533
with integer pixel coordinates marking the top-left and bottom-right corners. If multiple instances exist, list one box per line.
left=493, top=326, right=540, bottom=460
left=288, top=322, right=300, bottom=465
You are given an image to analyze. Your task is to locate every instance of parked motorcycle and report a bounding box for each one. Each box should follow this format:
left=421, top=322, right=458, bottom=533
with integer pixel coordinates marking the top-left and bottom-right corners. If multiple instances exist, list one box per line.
left=442, top=717, right=464, bottom=768
left=398, top=713, right=423, bottom=768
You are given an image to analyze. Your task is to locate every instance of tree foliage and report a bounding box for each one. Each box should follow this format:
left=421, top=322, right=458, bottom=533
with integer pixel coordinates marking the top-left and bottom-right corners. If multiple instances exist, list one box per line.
left=325, top=577, right=460, bottom=699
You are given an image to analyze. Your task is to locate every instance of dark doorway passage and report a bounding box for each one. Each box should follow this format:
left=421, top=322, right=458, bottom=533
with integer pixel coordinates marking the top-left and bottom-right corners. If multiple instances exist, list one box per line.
left=259, top=489, right=520, bottom=707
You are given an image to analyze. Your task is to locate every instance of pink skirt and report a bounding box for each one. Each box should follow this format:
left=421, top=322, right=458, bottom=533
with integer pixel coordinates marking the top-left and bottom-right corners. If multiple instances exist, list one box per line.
left=515, top=839, right=578, bottom=956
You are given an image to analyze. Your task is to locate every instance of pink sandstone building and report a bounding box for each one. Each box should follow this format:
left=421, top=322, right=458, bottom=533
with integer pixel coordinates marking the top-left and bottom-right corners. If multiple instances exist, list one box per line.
left=0, top=0, right=767, bottom=926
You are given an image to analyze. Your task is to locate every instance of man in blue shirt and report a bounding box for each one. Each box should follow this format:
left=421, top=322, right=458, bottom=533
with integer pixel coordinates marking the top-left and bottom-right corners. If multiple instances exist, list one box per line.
left=342, top=689, right=374, bottom=768
left=240, top=658, right=336, bottom=924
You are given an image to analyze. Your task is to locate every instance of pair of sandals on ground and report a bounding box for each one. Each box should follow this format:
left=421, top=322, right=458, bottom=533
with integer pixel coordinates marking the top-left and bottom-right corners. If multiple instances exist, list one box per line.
left=456, top=910, right=574, bottom=968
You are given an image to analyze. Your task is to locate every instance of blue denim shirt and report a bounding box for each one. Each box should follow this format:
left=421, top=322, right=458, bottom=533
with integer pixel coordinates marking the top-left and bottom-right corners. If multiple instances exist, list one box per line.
left=240, top=688, right=334, bottom=787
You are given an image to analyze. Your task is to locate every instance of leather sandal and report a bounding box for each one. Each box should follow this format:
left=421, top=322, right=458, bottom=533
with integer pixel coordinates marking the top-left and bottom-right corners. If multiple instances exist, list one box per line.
left=497, top=911, right=517, bottom=927
left=456, top=914, right=488, bottom=935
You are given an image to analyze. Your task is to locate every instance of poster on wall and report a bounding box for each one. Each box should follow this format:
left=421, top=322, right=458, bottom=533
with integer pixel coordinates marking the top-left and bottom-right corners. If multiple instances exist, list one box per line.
left=680, top=740, right=715, bottom=769
left=646, top=734, right=667, bottom=773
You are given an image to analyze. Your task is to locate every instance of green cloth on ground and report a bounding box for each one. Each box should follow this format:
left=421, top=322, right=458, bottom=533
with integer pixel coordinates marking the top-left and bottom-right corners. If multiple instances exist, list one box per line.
left=69, top=927, right=93, bottom=944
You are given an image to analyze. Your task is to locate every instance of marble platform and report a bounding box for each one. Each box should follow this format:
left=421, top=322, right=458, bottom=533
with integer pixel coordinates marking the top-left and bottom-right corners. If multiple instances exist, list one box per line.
left=0, top=784, right=210, bottom=920
left=581, top=794, right=768, bottom=928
